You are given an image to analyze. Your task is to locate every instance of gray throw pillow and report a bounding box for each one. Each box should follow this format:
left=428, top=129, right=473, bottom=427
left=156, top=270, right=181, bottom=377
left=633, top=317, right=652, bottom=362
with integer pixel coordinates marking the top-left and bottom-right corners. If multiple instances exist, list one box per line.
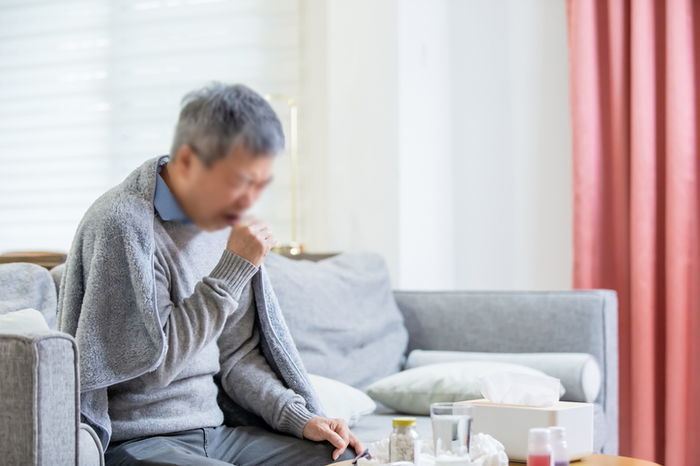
left=264, top=252, right=408, bottom=388
left=0, top=263, right=58, bottom=329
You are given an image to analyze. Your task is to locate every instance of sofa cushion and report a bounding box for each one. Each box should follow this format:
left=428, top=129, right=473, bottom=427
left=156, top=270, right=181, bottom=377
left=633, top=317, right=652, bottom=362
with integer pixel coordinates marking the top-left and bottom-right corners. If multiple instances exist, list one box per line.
left=0, top=262, right=58, bottom=329
left=51, top=263, right=65, bottom=296
left=352, top=411, right=433, bottom=444
left=264, top=252, right=408, bottom=388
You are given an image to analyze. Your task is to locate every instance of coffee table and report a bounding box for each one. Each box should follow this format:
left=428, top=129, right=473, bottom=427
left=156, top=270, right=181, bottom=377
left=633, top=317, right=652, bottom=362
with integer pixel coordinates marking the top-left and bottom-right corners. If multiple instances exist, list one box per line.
left=529, top=455, right=661, bottom=465
left=333, top=453, right=661, bottom=466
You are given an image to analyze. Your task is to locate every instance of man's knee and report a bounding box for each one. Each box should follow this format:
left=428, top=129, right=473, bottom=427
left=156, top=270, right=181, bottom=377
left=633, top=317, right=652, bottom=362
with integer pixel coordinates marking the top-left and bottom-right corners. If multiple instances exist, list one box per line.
left=286, top=437, right=357, bottom=465
left=334, top=448, right=357, bottom=462
left=104, top=432, right=225, bottom=466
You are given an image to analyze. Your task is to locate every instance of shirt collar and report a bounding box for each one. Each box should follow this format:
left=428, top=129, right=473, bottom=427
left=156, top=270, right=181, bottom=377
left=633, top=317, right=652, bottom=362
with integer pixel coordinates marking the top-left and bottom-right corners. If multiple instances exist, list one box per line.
left=154, top=157, right=191, bottom=223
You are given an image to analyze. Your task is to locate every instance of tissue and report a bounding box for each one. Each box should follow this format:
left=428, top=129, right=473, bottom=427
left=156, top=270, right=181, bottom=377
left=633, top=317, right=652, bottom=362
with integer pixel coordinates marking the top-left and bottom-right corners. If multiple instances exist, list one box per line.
left=468, top=434, right=509, bottom=466
left=478, top=371, right=563, bottom=407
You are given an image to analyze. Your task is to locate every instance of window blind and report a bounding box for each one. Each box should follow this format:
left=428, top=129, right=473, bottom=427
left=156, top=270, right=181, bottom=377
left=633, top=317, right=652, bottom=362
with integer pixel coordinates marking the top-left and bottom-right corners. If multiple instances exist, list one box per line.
left=0, top=0, right=300, bottom=252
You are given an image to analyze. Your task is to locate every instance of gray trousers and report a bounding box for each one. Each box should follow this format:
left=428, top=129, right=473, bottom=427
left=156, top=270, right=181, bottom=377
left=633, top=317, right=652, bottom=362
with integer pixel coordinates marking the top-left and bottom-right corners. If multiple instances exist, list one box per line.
left=104, top=425, right=357, bottom=466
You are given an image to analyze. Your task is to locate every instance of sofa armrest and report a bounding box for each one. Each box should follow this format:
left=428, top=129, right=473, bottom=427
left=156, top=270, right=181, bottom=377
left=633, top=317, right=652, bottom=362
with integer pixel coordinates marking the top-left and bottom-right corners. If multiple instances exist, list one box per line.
left=0, top=330, right=81, bottom=464
left=79, top=422, right=104, bottom=466
left=393, top=289, right=618, bottom=454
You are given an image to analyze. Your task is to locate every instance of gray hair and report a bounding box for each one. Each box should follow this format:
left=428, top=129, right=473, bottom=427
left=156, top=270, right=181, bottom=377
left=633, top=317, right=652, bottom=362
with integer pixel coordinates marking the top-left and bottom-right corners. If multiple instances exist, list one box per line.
left=170, top=83, right=284, bottom=165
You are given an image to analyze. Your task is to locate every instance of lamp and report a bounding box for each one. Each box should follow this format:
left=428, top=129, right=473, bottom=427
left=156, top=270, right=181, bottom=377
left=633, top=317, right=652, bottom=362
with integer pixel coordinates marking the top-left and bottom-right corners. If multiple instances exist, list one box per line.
left=264, top=94, right=303, bottom=257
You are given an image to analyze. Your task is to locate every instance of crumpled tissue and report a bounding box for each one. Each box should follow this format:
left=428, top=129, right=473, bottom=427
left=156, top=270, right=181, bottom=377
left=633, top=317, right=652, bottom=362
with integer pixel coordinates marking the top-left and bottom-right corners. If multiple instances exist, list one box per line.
left=356, top=433, right=508, bottom=466
left=478, top=371, right=564, bottom=407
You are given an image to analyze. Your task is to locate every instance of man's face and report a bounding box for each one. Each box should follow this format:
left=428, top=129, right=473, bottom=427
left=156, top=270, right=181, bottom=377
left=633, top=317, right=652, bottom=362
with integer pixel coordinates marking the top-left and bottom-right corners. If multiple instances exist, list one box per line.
left=175, top=144, right=275, bottom=231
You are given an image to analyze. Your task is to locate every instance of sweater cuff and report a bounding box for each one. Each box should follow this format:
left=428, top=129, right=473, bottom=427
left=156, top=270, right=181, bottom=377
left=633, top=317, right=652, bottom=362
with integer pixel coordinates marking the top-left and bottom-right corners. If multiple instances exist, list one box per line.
left=209, top=250, right=259, bottom=297
left=278, top=401, right=316, bottom=439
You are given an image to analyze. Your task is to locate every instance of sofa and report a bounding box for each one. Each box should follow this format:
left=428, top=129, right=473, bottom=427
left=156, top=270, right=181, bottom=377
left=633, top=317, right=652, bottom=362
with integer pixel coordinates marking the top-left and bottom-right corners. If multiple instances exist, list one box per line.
left=0, top=262, right=104, bottom=466
left=0, top=253, right=618, bottom=465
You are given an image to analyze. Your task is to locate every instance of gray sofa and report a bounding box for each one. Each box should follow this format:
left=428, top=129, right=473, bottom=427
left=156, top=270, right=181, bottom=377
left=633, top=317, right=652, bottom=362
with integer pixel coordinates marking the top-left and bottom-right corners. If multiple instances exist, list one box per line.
left=0, top=256, right=618, bottom=464
left=350, top=289, right=618, bottom=456
left=0, top=263, right=104, bottom=466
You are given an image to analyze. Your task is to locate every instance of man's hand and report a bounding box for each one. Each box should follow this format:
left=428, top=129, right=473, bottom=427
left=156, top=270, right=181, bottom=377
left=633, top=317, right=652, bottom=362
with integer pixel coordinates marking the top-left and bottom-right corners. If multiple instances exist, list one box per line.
left=302, top=417, right=364, bottom=461
left=226, top=217, right=276, bottom=266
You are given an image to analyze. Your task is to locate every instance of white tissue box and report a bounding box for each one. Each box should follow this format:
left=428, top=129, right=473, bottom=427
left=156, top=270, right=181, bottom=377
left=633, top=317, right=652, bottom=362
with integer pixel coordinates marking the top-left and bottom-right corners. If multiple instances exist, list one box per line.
left=462, top=399, right=593, bottom=462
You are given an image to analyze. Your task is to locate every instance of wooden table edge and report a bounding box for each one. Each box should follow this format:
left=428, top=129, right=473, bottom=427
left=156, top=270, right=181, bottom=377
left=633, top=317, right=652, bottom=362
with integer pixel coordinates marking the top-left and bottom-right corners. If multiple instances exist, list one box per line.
left=332, top=453, right=661, bottom=466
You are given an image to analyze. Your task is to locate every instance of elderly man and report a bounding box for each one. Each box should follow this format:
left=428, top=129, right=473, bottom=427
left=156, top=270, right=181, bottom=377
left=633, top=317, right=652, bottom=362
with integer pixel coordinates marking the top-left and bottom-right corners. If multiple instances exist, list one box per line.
left=58, top=83, right=362, bottom=465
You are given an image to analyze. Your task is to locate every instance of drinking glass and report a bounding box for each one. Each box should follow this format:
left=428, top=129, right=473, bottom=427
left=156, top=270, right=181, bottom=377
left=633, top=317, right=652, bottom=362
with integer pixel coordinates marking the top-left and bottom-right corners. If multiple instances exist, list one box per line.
left=430, top=402, right=473, bottom=458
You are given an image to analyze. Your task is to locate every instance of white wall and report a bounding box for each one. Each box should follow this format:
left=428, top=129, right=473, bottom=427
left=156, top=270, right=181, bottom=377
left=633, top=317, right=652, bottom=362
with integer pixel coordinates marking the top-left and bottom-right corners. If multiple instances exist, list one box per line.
left=299, top=0, right=573, bottom=290
left=299, top=0, right=402, bottom=280
left=299, top=0, right=456, bottom=287
left=398, top=0, right=455, bottom=289
left=449, top=0, right=573, bottom=290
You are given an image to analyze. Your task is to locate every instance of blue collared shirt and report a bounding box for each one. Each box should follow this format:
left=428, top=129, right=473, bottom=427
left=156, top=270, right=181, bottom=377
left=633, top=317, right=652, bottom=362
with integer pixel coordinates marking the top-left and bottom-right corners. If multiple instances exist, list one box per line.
left=154, top=158, right=191, bottom=223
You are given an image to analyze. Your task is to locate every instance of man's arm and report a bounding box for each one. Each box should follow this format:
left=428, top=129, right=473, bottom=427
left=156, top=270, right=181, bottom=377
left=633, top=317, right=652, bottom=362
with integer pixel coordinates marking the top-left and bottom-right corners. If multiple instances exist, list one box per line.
left=218, top=298, right=313, bottom=435
left=218, top=299, right=364, bottom=460
left=147, top=218, right=275, bottom=386
left=148, top=249, right=258, bottom=387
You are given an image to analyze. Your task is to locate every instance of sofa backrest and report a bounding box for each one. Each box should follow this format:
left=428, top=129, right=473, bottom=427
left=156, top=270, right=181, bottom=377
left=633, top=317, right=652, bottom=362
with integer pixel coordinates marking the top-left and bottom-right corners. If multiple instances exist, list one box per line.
left=264, top=252, right=409, bottom=389
left=393, top=289, right=619, bottom=455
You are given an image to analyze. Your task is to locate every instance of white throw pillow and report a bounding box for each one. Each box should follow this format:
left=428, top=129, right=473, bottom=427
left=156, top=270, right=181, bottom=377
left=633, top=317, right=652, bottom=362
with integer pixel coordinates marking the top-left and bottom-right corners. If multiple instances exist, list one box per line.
left=308, top=374, right=376, bottom=426
left=366, top=361, right=555, bottom=415
left=0, top=308, right=50, bottom=333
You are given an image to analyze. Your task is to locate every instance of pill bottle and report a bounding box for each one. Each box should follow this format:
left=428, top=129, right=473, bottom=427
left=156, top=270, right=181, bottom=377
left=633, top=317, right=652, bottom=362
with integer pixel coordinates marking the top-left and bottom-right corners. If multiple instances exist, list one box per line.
left=390, top=417, right=420, bottom=463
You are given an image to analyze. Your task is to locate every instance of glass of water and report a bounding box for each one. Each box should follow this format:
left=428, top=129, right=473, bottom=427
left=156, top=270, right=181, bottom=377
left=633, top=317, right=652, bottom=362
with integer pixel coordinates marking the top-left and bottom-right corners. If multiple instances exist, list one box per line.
left=430, top=402, right=473, bottom=458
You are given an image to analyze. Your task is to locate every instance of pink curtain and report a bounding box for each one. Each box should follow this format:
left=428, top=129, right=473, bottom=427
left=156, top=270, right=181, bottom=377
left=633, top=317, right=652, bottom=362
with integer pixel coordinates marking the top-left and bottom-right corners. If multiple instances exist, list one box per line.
left=567, top=1, right=700, bottom=464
